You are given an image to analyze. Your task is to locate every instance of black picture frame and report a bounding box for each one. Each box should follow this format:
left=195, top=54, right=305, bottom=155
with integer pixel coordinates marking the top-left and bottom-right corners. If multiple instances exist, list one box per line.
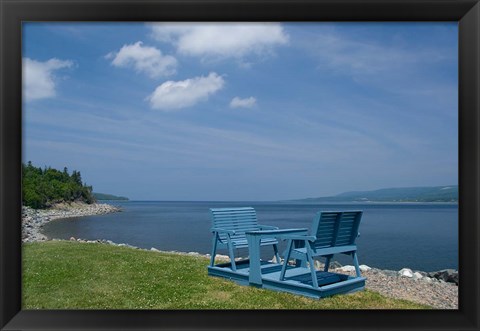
left=1, top=0, right=479, bottom=330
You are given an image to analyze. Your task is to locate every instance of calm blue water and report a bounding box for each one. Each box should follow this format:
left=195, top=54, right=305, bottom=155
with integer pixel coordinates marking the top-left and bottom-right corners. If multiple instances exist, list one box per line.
left=42, top=201, right=458, bottom=272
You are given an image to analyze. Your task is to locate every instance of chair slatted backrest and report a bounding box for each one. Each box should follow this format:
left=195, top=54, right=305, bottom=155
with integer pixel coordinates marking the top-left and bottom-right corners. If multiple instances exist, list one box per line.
left=210, top=207, right=260, bottom=243
left=311, top=211, right=362, bottom=249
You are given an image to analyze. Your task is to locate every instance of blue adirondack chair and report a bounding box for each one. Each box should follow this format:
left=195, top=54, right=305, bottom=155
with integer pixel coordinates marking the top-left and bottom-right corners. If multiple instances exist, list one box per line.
left=279, top=211, right=363, bottom=288
left=210, top=207, right=281, bottom=271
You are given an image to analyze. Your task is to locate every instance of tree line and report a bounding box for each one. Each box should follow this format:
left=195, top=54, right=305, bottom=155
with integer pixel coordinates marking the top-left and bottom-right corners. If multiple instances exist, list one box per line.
left=23, top=161, right=96, bottom=209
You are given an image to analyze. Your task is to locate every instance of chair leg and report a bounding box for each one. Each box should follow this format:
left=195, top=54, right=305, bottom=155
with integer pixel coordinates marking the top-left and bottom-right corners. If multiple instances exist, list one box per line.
left=324, top=255, right=332, bottom=272
left=294, top=240, right=307, bottom=267
left=210, top=234, right=218, bottom=267
left=352, top=252, right=361, bottom=277
left=279, top=240, right=293, bottom=281
left=306, top=247, right=318, bottom=288
left=227, top=243, right=237, bottom=271
left=273, top=244, right=281, bottom=264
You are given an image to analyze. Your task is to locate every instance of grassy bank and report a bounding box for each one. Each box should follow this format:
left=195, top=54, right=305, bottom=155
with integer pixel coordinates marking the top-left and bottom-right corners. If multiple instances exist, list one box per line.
left=23, top=241, right=430, bottom=309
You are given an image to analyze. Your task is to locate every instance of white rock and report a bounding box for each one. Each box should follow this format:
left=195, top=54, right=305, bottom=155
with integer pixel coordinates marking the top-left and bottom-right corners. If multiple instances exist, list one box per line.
left=271, top=255, right=282, bottom=264
left=215, top=254, right=230, bottom=261
left=339, top=265, right=356, bottom=272
left=413, top=272, right=423, bottom=280
left=398, top=268, right=414, bottom=278
left=150, top=247, right=160, bottom=252
left=422, top=277, right=433, bottom=283
left=359, top=264, right=371, bottom=271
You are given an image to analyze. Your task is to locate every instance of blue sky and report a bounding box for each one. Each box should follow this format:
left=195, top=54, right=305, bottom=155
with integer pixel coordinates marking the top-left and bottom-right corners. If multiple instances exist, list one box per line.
left=22, top=22, right=458, bottom=201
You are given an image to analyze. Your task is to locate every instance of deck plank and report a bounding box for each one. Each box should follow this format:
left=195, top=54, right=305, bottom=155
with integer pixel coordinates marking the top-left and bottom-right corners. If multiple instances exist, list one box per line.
left=208, top=261, right=365, bottom=299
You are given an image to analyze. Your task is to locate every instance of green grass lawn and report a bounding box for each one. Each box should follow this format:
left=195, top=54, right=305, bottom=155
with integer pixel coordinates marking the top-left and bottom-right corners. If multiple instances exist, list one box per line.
left=23, top=241, right=430, bottom=309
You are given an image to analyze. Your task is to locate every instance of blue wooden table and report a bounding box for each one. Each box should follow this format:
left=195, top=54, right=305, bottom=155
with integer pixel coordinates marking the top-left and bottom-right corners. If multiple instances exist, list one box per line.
left=245, top=228, right=309, bottom=286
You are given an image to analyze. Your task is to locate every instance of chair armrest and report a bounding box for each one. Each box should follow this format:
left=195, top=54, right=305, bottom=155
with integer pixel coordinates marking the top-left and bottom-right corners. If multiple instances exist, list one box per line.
left=258, top=224, right=279, bottom=230
left=246, top=228, right=308, bottom=236
left=283, top=234, right=317, bottom=242
left=211, top=227, right=236, bottom=235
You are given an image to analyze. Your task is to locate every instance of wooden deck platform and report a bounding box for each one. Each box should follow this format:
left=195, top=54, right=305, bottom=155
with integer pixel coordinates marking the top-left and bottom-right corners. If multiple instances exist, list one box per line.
left=208, top=260, right=366, bottom=299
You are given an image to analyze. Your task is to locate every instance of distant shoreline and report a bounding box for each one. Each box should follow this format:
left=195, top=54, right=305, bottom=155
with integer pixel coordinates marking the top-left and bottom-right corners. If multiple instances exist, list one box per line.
left=285, top=200, right=459, bottom=204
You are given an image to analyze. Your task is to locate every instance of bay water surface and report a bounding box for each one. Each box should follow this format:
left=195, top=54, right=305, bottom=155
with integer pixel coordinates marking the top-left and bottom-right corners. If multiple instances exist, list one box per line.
left=42, top=201, right=458, bottom=272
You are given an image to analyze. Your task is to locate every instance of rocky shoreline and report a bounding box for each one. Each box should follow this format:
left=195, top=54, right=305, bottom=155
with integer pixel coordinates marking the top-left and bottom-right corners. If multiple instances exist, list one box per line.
left=336, top=265, right=458, bottom=309
left=21, top=204, right=458, bottom=309
left=22, top=202, right=121, bottom=242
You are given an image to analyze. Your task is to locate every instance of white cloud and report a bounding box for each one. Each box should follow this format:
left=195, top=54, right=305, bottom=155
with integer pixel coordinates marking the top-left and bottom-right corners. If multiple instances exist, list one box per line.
left=147, top=72, right=225, bottom=111
left=23, top=58, right=73, bottom=102
left=107, top=41, right=177, bottom=78
left=149, top=23, right=288, bottom=60
left=230, top=96, right=256, bottom=108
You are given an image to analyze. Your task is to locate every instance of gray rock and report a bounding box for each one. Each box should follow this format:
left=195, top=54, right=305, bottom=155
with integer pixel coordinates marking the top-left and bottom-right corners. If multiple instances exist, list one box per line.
left=429, top=269, right=458, bottom=285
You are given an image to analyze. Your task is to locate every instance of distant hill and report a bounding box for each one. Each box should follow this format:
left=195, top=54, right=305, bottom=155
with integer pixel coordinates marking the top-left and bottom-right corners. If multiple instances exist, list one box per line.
left=93, top=193, right=129, bottom=201
left=290, top=185, right=458, bottom=203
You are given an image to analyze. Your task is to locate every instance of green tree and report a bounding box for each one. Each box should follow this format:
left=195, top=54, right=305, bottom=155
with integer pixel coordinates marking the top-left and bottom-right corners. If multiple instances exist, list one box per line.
left=22, top=162, right=96, bottom=209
